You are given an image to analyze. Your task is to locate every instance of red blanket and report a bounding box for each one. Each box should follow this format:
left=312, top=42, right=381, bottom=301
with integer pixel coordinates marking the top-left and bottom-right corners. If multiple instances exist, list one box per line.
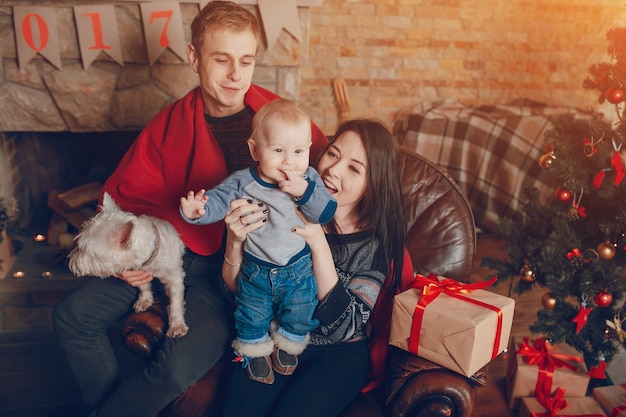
left=103, top=85, right=328, bottom=256
left=363, top=249, right=415, bottom=393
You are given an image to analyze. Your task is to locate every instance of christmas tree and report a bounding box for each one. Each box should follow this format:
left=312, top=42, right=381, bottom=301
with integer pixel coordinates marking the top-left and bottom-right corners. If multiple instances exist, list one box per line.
left=482, top=27, right=626, bottom=377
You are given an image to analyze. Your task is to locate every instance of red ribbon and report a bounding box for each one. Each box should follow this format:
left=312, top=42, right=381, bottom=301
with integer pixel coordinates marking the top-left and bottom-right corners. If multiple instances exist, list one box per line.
left=533, top=387, right=569, bottom=416
left=610, top=384, right=626, bottom=417
left=611, top=151, right=625, bottom=185
left=516, top=337, right=584, bottom=401
left=408, top=274, right=501, bottom=359
left=530, top=387, right=606, bottom=417
left=592, top=151, right=625, bottom=188
left=612, top=406, right=626, bottom=417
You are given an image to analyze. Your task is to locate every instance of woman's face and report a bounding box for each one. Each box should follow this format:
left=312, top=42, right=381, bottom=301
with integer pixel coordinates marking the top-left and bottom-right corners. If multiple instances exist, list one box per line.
left=317, top=130, right=368, bottom=214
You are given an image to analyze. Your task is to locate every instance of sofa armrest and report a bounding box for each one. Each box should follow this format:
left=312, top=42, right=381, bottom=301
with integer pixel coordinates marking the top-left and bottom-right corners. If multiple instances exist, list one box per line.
left=385, top=346, right=485, bottom=417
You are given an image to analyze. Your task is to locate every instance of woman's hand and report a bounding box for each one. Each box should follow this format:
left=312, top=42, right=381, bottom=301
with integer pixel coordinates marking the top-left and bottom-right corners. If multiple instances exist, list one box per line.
left=114, top=270, right=153, bottom=287
left=221, top=198, right=268, bottom=293
left=292, top=209, right=326, bottom=251
left=224, top=198, right=268, bottom=243
left=293, top=209, right=338, bottom=300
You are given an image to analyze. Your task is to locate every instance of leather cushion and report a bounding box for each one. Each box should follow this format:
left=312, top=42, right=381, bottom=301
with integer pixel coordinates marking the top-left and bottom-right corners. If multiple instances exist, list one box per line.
left=399, top=147, right=475, bottom=283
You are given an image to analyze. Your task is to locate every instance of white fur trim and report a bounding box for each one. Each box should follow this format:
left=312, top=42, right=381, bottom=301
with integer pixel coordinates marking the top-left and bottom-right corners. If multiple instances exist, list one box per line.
left=271, top=331, right=309, bottom=355
left=232, top=338, right=274, bottom=358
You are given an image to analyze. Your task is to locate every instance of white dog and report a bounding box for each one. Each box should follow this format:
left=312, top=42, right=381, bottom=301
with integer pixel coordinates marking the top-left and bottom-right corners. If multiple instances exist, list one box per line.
left=68, top=192, right=188, bottom=338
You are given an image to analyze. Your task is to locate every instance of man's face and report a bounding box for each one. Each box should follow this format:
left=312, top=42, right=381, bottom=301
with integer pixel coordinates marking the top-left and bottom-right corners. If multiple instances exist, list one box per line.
left=188, top=28, right=257, bottom=117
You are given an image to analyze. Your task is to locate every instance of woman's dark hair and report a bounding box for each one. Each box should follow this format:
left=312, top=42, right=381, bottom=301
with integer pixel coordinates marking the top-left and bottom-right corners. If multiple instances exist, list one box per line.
left=323, top=119, right=406, bottom=288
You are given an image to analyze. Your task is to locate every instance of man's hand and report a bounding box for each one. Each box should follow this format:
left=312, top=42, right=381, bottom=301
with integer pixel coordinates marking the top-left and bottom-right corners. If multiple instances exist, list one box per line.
left=114, top=269, right=153, bottom=287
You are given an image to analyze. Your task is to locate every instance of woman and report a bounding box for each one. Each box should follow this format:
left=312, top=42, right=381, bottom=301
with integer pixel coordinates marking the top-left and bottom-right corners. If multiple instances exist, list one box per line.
left=219, top=119, right=413, bottom=417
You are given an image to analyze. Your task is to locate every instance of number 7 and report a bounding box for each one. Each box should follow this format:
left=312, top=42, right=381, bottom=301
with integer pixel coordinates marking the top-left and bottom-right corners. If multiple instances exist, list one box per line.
left=150, top=9, right=173, bottom=48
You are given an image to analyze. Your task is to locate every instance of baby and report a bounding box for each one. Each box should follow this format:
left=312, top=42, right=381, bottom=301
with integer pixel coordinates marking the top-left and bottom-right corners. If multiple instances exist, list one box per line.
left=180, top=99, right=336, bottom=384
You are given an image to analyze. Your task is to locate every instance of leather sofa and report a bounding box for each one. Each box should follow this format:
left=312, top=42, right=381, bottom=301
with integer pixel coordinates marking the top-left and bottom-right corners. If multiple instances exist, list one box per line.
left=122, top=146, right=484, bottom=417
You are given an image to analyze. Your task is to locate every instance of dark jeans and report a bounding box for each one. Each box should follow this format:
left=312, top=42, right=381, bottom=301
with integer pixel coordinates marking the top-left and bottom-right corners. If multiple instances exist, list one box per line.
left=220, top=339, right=370, bottom=417
left=53, top=249, right=233, bottom=417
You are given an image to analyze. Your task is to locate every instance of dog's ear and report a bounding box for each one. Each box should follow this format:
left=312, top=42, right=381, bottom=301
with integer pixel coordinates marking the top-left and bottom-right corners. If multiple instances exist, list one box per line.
left=101, top=192, right=121, bottom=213
left=112, top=220, right=134, bottom=249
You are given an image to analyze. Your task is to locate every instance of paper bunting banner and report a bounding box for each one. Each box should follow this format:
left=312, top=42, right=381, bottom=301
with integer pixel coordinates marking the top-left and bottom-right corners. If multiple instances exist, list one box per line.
left=13, top=6, right=61, bottom=69
left=257, top=0, right=302, bottom=50
left=74, top=5, right=124, bottom=69
left=9, top=1, right=306, bottom=70
left=140, top=1, right=188, bottom=65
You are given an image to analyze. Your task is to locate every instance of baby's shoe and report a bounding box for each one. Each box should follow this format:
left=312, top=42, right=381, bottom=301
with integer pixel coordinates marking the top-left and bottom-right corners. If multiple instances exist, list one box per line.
left=247, top=355, right=274, bottom=384
left=272, top=347, right=298, bottom=375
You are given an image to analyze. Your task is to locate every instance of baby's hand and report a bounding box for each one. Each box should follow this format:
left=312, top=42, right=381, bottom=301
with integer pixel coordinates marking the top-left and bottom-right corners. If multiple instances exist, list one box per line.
left=180, top=189, right=209, bottom=219
left=278, top=170, right=308, bottom=199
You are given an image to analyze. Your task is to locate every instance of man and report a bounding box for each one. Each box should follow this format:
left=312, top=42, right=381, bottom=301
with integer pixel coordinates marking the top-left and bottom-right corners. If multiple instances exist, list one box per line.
left=53, top=2, right=327, bottom=416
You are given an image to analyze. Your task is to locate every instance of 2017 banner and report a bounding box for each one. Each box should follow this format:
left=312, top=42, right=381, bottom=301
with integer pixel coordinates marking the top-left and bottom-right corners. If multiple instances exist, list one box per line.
left=11, top=0, right=303, bottom=70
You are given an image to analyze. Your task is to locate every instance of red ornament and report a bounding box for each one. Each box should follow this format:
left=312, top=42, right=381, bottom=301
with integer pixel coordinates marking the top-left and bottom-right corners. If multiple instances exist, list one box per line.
left=594, top=290, right=613, bottom=308
left=606, top=87, right=626, bottom=104
left=572, top=304, right=592, bottom=334
left=587, top=360, right=607, bottom=379
left=554, top=187, right=572, bottom=203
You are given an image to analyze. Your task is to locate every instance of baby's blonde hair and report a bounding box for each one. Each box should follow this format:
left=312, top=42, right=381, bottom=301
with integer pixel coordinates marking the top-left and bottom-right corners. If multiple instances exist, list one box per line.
left=251, top=99, right=312, bottom=144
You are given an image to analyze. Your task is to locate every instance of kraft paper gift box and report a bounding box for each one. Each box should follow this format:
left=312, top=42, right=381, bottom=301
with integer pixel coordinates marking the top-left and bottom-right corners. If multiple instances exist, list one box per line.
left=506, top=337, right=590, bottom=410
left=518, top=394, right=606, bottom=417
left=592, top=385, right=626, bottom=417
left=388, top=273, right=515, bottom=377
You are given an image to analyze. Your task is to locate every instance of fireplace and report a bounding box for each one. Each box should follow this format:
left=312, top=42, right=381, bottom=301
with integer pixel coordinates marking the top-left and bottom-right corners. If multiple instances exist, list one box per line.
left=0, top=131, right=138, bottom=331
left=0, top=0, right=317, bottom=331
left=0, top=131, right=138, bottom=234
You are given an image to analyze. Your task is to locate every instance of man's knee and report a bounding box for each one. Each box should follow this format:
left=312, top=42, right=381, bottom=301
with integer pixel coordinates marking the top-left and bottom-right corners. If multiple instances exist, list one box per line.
left=53, top=292, right=80, bottom=332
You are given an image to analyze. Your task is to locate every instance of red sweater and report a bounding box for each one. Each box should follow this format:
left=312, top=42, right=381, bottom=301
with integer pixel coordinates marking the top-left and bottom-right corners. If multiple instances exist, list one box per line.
left=102, top=85, right=328, bottom=256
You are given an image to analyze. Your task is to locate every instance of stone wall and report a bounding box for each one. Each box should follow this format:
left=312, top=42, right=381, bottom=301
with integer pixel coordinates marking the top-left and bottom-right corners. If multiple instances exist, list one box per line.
left=0, top=2, right=311, bottom=132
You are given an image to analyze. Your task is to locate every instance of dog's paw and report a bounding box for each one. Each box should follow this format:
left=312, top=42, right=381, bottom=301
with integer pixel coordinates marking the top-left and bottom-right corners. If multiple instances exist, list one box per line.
left=133, top=299, right=153, bottom=312
left=166, top=323, right=189, bottom=338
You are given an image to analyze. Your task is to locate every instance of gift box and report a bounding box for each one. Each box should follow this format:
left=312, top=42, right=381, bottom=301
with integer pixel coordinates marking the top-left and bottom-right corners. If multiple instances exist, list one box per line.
left=519, top=394, right=606, bottom=417
left=506, top=337, right=590, bottom=410
left=592, top=384, right=626, bottom=417
left=389, top=273, right=515, bottom=377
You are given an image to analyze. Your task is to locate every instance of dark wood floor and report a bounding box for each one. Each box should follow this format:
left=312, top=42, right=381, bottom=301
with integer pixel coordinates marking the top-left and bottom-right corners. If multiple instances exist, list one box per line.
left=0, top=325, right=142, bottom=417
left=0, top=235, right=620, bottom=417
left=469, top=235, right=545, bottom=417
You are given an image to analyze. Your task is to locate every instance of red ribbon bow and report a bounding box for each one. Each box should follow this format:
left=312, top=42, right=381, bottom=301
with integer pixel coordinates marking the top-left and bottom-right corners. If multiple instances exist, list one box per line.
left=591, top=140, right=625, bottom=188
left=532, top=386, right=569, bottom=417
left=517, top=338, right=584, bottom=401
left=531, top=387, right=605, bottom=417
left=408, top=274, right=501, bottom=359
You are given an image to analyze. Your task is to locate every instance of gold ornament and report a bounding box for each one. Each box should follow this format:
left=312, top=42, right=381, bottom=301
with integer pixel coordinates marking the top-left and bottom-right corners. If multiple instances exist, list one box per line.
left=606, top=313, right=626, bottom=343
left=596, top=241, right=616, bottom=260
left=539, top=151, right=556, bottom=169
left=519, top=263, right=536, bottom=282
left=541, top=292, right=557, bottom=310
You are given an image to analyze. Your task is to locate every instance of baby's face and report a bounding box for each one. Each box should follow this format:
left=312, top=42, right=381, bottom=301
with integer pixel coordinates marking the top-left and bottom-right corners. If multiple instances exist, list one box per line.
left=249, top=120, right=311, bottom=184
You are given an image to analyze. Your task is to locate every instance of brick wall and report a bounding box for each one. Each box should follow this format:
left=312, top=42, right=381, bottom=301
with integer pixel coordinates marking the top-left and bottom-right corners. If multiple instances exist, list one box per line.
left=301, top=0, right=626, bottom=134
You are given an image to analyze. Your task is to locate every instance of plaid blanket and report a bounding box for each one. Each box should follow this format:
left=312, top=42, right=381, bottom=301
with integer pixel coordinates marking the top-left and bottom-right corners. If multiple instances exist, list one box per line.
left=392, top=99, right=583, bottom=232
